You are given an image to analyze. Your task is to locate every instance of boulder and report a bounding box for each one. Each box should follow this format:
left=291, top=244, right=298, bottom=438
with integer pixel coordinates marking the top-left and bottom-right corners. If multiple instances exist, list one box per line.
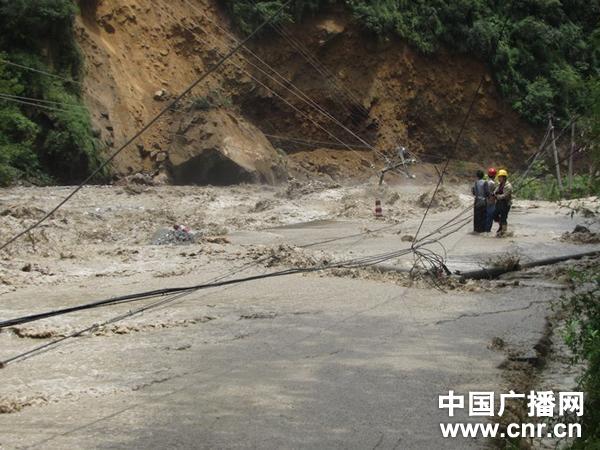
left=168, top=109, right=287, bottom=185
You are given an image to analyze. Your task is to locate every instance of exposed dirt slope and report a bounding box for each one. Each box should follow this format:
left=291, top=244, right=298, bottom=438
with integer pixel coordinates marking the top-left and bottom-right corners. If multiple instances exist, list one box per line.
left=74, top=0, right=540, bottom=182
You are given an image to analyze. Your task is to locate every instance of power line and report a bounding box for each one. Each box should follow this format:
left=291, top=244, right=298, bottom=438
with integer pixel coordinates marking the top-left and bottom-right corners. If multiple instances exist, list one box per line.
left=410, top=74, right=486, bottom=247
left=0, top=242, right=417, bottom=366
left=0, top=58, right=84, bottom=86
left=0, top=93, right=88, bottom=109
left=264, top=133, right=370, bottom=149
left=0, top=238, right=413, bottom=331
left=0, top=94, right=87, bottom=115
left=0, top=0, right=293, bottom=253
left=269, top=21, right=368, bottom=114
left=0, top=57, right=188, bottom=109
left=2, top=6, right=386, bottom=163
left=512, top=115, right=581, bottom=187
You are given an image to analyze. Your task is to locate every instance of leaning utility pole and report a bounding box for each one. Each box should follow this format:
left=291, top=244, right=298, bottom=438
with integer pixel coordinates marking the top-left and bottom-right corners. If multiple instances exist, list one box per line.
left=549, top=118, right=564, bottom=194
left=568, top=121, right=575, bottom=195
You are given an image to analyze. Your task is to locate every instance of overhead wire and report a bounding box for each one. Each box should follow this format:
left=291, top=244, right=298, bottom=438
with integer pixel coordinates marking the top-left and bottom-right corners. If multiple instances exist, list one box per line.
left=177, top=0, right=387, bottom=162
left=1, top=6, right=388, bottom=165
left=512, top=115, right=582, bottom=188
left=514, top=142, right=587, bottom=191
left=0, top=90, right=357, bottom=152
left=0, top=57, right=175, bottom=111
left=263, top=133, right=370, bottom=149
left=0, top=221, right=401, bottom=330
left=0, top=58, right=85, bottom=86
left=184, top=0, right=368, bottom=118
left=0, top=93, right=89, bottom=109
left=267, top=19, right=368, bottom=114
left=3, top=0, right=569, bottom=366
left=270, top=22, right=364, bottom=111
left=0, top=220, right=404, bottom=367
left=409, top=123, right=588, bottom=278
left=0, top=241, right=414, bottom=331
left=159, top=5, right=383, bottom=172
left=0, top=94, right=87, bottom=115
left=409, top=119, right=588, bottom=259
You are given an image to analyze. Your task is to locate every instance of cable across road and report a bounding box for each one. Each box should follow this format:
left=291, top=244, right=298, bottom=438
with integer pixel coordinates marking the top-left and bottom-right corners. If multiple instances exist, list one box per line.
left=0, top=229, right=411, bottom=331
left=0, top=219, right=402, bottom=365
left=0, top=197, right=476, bottom=369
left=0, top=237, right=417, bottom=367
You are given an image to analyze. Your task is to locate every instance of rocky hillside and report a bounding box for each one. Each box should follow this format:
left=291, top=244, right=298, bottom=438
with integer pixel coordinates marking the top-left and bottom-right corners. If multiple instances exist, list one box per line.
left=75, top=0, right=541, bottom=184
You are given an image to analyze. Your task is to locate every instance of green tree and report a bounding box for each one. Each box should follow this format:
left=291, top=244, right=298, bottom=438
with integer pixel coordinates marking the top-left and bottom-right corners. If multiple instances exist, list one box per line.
left=514, top=77, right=555, bottom=124
left=0, top=1, right=106, bottom=185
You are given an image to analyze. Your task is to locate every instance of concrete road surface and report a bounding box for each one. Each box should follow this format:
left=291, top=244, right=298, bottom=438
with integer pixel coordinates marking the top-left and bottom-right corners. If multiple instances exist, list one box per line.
left=0, top=189, right=598, bottom=449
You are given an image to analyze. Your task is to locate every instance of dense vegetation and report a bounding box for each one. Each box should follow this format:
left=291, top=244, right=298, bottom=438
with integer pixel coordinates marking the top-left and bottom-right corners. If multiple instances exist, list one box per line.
left=0, top=0, right=104, bottom=186
left=225, top=0, right=600, bottom=128
left=563, top=266, right=600, bottom=448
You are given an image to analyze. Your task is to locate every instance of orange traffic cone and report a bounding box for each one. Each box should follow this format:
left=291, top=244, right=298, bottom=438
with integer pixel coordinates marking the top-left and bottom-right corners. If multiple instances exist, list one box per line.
left=375, top=199, right=383, bottom=218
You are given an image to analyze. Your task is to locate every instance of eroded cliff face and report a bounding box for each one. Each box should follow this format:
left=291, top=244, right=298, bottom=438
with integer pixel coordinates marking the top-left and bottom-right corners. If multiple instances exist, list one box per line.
left=74, top=0, right=540, bottom=184
left=75, top=0, right=273, bottom=183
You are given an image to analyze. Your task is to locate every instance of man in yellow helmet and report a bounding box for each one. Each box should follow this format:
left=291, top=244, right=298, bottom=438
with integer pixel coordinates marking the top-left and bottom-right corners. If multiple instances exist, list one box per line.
left=492, top=169, right=513, bottom=236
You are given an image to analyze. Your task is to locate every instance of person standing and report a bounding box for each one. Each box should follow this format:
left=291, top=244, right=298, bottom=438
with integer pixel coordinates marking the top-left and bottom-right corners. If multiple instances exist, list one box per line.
left=472, top=170, right=487, bottom=233
left=484, top=167, right=497, bottom=232
left=493, top=169, right=513, bottom=236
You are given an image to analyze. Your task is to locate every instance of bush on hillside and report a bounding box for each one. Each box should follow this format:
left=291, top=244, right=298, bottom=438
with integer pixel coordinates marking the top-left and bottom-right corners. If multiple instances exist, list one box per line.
left=0, top=0, right=105, bottom=186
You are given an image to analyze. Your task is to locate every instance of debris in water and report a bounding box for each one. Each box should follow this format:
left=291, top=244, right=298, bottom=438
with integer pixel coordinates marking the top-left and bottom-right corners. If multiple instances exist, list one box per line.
left=239, top=312, right=277, bottom=320
left=151, top=225, right=197, bottom=245
left=486, top=252, right=521, bottom=271
left=488, top=336, right=506, bottom=350
left=560, top=225, right=600, bottom=244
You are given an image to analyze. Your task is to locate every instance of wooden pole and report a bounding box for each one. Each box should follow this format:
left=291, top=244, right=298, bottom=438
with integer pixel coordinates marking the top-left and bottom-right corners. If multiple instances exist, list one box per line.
left=549, top=118, right=564, bottom=194
left=456, top=250, right=600, bottom=280
left=568, top=121, right=575, bottom=195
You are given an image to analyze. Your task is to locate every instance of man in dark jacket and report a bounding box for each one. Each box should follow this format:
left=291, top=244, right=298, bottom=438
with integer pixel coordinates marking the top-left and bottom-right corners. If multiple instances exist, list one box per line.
left=472, top=170, right=488, bottom=233
left=485, top=167, right=497, bottom=232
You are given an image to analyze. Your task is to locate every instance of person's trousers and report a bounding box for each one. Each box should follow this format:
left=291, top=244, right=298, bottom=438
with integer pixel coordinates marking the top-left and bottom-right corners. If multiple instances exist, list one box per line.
left=495, top=200, right=511, bottom=227
left=473, top=203, right=487, bottom=232
left=485, top=204, right=496, bottom=232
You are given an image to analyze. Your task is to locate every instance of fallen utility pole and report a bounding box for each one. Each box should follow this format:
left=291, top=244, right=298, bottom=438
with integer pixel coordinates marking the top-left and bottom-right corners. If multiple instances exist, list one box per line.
left=456, top=250, right=600, bottom=280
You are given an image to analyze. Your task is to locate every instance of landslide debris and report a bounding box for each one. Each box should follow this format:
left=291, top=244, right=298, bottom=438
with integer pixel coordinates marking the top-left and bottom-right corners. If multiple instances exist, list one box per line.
left=561, top=225, right=600, bottom=244
left=417, top=186, right=459, bottom=210
left=75, top=1, right=540, bottom=181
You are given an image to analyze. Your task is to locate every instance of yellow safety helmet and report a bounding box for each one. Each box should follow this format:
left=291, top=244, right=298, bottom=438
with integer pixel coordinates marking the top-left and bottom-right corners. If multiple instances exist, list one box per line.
left=497, top=169, right=508, bottom=177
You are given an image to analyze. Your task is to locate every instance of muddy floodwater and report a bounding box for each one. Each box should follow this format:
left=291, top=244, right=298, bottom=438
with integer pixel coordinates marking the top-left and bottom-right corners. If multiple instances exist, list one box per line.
left=0, top=180, right=598, bottom=449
